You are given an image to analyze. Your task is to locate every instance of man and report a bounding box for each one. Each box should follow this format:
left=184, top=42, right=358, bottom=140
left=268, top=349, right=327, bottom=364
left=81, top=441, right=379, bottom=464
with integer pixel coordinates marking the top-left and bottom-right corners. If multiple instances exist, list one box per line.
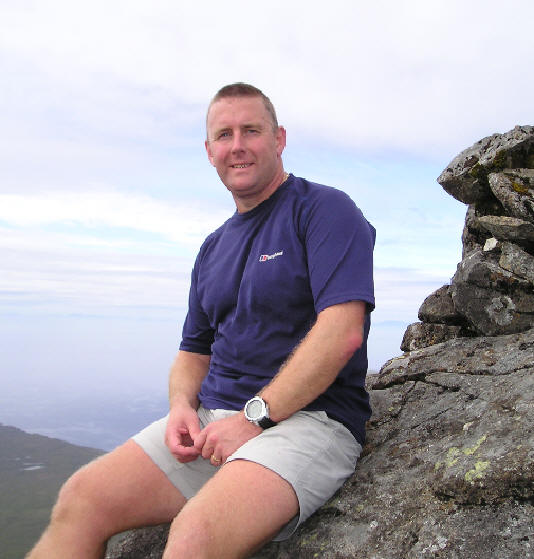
left=27, top=83, right=375, bottom=559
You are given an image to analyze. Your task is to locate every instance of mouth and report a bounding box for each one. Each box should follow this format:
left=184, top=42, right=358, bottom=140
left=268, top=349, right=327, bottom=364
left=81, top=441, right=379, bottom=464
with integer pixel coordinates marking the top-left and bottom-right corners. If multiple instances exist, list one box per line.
left=231, top=163, right=253, bottom=169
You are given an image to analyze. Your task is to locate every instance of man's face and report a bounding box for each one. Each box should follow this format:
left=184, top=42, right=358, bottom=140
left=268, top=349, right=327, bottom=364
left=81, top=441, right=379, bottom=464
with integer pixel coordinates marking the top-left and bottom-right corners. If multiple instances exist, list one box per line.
left=205, top=96, right=286, bottom=209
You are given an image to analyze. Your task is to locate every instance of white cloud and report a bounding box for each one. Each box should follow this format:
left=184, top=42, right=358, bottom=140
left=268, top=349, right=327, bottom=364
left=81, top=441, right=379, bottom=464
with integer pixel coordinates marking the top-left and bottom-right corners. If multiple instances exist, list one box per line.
left=0, top=189, right=231, bottom=318
left=1, top=0, right=533, bottom=159
left=0, top=189, right=230, bottom=247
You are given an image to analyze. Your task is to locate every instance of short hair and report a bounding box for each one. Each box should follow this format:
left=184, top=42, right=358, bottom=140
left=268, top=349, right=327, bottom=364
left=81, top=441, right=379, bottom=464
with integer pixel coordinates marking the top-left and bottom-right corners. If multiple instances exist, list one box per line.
left=207, top=82, right=279, bottom=133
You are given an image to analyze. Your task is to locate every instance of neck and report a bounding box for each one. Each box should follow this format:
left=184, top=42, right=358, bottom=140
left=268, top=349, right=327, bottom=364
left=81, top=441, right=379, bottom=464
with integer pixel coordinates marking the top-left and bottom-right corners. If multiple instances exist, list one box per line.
left=234, top=170, right=289, bottom=213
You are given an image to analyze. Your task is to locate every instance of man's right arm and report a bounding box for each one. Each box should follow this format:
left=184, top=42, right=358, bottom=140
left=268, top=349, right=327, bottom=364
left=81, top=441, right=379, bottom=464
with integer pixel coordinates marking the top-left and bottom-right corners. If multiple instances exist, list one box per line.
left=165, top=349, right=211, bottom=463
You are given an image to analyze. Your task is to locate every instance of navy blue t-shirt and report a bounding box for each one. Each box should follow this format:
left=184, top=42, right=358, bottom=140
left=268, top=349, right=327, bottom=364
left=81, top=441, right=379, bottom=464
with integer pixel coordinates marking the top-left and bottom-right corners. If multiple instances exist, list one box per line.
left=179, top=174, right=375, bottom=444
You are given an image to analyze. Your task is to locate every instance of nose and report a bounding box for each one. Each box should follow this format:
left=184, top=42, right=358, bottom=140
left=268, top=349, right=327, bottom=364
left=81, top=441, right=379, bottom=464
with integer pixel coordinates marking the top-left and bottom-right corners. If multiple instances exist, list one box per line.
left=231, top=131, right=245, bottom=153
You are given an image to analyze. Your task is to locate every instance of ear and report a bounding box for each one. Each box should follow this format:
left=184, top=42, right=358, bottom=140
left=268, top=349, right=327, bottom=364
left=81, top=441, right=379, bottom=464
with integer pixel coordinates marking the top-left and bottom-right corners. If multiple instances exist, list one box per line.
left=275, top=126, right=287, bottom=157
left=205, top=139, right=215, bottom=166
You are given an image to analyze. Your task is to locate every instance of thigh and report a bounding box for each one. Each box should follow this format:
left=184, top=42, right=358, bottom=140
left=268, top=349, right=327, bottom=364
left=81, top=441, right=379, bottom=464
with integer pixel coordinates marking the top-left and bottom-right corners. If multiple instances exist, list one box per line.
left=63, top=439, right=187, bottom=535
left=165, top=459, right=298, bottom=559
left=228, top=410, right=362, bottom=539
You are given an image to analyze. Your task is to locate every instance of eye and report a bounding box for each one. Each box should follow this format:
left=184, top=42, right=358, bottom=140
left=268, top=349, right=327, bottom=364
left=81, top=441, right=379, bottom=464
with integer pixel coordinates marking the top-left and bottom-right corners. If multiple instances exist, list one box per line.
left=216, top=131, right=231, bottom=140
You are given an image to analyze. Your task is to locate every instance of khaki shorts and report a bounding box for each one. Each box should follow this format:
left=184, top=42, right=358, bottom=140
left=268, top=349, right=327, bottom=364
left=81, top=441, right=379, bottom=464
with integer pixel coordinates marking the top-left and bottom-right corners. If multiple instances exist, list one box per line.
left=132, top=406, right=362, bottom=541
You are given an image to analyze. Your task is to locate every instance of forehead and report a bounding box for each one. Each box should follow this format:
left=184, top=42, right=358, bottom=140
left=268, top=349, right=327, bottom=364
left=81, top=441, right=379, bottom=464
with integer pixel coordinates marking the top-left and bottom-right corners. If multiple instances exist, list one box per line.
left=207, top=96, right=271, bottom=132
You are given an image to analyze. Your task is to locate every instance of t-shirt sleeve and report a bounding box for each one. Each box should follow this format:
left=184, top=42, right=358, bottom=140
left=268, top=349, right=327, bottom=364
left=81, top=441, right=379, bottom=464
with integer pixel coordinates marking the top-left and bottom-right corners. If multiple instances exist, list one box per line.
left=303, top=188, right=375, bottom=314
left=179, top=258, right=215, bottom=355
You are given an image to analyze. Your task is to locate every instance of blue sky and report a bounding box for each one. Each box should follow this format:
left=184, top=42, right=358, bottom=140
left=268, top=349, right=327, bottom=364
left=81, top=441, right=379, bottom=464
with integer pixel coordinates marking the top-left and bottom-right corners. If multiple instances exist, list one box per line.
left=1, top=0, right=533, bottom=414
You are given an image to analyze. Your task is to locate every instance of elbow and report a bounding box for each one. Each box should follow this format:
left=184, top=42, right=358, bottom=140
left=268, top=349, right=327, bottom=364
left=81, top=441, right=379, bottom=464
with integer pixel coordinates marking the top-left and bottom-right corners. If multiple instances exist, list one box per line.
left=340, top=329, right=364, bottom=362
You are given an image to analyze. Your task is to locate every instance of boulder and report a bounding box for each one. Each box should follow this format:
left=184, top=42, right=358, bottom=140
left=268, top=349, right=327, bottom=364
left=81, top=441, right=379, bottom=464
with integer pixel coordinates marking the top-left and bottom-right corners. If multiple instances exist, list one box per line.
left=461, top=199, right=506, bottom=258
left=417, top=284, right=463, bottom=325
left=478, top=215, right=534, bottom=245
left=400, top=322, right=464, bottom=352
left=437, top=125, right=534, bottom=204
left=499, top=241, right=534, bottom=283
left=450, top=250, right=534, bottom=335
left=489, top=169, right=534, bottom=222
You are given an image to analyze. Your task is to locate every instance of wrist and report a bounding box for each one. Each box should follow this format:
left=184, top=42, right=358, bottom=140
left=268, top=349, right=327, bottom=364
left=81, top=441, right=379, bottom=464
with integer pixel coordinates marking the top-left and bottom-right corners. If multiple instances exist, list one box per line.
left=243, top=396, right=277, bottom=429
left=169, top=393, right=198, bottom=411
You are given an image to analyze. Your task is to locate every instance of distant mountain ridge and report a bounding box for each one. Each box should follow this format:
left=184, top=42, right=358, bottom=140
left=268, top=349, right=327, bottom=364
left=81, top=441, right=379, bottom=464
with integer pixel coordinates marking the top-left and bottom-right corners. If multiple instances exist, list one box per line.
left=0, top=423, right=103, bottom=559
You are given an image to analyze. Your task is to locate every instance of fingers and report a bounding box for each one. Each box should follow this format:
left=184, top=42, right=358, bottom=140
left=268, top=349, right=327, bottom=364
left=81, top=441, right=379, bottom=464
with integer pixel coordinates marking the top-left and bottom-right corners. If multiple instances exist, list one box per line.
left=210, top=454, right=222, bottom=467
left=193, top=429, right=208, bottom=457
left=165, top=406, right=202, bottom=463
left=194, top=425, right=224, bottom=465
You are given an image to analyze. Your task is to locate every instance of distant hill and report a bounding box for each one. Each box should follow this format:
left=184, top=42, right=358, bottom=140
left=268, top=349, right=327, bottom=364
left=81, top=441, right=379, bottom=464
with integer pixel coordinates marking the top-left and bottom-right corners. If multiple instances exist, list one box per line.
left=0, top=423, right=103, bottom=559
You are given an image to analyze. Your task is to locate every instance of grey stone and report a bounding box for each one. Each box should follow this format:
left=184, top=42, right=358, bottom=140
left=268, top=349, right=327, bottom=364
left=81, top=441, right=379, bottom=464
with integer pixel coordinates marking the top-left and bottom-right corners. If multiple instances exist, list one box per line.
left=437, top=125, right=534, bottom=204
left=107, top=526, right=168, bottom=558
left=450, top=250, right=534, bottom=335
left=400, top=321, right=464, bottom=351
left=483, top=236, right=499, bottom=251
left=461, top=200, right=506, bottom=258
left=417, top=284, right=464, bottom=325
left=478, top=214, right=534, bottom=243
left=499, top=241, right=534, bottom=283
left=489, top=169, right=534, bottom=222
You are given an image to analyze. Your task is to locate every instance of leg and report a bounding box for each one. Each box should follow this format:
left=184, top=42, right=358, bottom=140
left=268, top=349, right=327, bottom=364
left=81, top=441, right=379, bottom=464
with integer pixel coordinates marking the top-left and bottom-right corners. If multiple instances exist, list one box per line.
left=26, top=439, right=186, bottom=559
left=163, top=459, right=299, bottom=559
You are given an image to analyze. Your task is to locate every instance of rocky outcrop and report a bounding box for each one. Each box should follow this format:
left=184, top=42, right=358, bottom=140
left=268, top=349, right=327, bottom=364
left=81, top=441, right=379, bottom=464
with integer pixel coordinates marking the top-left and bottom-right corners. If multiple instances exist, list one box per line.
left=402, top=125, right=534, bottom=351
left=106, top=127, right=534, bottom=559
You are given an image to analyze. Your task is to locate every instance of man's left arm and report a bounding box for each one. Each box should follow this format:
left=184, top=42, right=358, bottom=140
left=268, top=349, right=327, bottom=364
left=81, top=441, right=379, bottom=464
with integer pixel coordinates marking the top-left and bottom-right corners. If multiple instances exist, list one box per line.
left=193, top=300, right=366, bottom=462
left=259, top=299, right=366, bottom=420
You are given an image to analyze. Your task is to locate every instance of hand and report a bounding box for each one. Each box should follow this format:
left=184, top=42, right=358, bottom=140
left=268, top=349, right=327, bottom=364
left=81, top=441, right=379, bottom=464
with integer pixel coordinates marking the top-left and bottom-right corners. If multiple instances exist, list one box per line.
left=193, top=412, right=262, bottom=466
left=165, top=402, right=202, bottom=463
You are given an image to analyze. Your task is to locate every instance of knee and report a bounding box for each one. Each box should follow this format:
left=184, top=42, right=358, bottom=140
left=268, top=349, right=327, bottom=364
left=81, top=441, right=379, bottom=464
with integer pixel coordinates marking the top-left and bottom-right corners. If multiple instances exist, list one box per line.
left=164, top=510, right=213, bottom=559
left=51, top=460, right=106, bottom=529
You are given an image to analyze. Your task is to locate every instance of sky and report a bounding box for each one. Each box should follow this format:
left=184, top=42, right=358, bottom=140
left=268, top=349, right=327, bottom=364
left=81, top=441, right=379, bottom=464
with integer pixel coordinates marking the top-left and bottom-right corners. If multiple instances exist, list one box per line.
left=1, top=0, right=533, bottom=436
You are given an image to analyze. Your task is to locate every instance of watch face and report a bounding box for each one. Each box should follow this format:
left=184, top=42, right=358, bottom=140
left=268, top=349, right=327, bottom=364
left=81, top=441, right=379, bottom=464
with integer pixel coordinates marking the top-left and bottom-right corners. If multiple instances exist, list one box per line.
left=247, top=399, right=263, bottom=420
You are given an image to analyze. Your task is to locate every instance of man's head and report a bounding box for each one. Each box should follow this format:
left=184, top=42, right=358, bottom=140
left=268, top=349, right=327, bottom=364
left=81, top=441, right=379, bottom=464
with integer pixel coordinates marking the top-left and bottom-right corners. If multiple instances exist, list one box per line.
left=206, top=83, right=279, bottom=135
left=205, top=83, right=286, bottom=213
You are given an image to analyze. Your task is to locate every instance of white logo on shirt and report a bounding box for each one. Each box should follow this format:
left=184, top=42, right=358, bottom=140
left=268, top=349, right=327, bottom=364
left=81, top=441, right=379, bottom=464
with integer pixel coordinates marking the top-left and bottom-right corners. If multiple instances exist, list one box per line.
left=259, top=251, right=283, bottom=262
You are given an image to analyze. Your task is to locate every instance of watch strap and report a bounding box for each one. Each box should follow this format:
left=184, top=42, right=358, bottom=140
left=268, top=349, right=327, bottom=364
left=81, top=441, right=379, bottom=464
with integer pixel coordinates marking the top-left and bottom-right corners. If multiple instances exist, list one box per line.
left=258, top=416, right=277, bottom=429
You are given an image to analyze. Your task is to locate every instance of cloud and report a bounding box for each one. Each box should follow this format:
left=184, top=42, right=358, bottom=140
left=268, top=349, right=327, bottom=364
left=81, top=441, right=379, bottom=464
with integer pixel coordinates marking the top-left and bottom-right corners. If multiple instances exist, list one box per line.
left=2, top=0, right=533, bottom=161
left=0, top=189, right=230, bottom=247
left=0, top=189, right=231, bottom=319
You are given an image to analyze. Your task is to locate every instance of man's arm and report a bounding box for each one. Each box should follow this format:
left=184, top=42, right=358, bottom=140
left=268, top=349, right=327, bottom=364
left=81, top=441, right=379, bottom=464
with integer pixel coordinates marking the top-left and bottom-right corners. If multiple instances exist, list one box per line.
left=165, top=350, right=211, bottom=463
left=194, top=300, right=366, bottom=462
left=260, top=300, right=366, bottom=421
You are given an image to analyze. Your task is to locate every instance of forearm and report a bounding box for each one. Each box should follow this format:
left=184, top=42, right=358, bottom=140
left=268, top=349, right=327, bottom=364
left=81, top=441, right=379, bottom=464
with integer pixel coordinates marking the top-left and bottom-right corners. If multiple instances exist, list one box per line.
left=168, top=350, right=211, bottom=409
left=259, top=301, right=366, bottom=422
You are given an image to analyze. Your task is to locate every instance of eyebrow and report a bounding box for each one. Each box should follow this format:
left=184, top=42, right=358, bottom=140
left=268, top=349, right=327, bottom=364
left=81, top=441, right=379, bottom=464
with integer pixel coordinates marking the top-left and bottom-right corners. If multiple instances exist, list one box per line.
left=211, top=122, right=266, bottom=138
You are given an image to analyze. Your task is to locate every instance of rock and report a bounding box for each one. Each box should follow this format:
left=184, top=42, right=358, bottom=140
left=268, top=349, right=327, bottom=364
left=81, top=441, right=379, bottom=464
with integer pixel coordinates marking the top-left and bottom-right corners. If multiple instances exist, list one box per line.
left=478, top=215, right=534, bottom=245
left=400, top=322, right=464, bottom=351
left=499, top=241, right=534, bottom=283
left=483, top=237, right=499, bottom=251
left=461, top=200, right=506, bottom=258
left=107, top=525, right=168, bottom=558
left=437, top=125, right=534, bottom=204
left=489, top=169, right=534, bottom=222
left=450, top=250, right=534, bottom=335
left=417, top=284, right=464, bottom=325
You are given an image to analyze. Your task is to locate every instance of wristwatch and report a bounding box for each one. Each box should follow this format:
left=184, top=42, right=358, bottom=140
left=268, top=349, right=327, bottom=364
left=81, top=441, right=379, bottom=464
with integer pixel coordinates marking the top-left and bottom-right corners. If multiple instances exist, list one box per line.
left=244, top=396, right=277, bottom=429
